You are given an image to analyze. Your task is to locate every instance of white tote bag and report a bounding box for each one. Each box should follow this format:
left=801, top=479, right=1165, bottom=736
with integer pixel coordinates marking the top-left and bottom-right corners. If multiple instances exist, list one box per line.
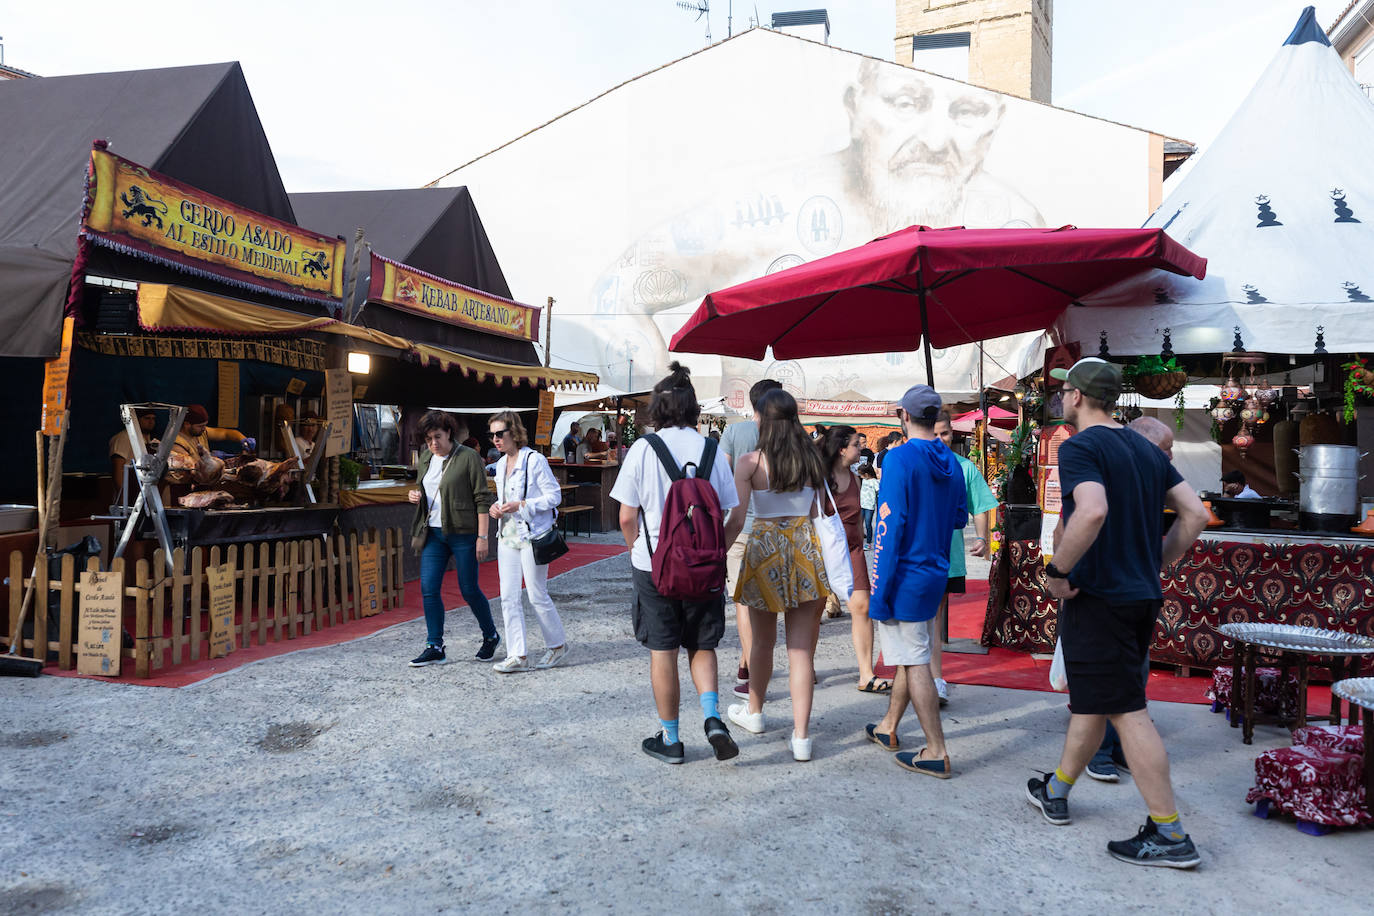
left=813, top=484, right=855, bottom=599
left=1049, top=638, right=1069, bottom=692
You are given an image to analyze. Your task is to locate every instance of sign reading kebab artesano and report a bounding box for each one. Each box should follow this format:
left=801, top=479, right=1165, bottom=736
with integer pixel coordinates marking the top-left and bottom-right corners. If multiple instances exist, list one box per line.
left=83, top=149, right=345, bottom=303
left=368, top=253, right=539, bottom=341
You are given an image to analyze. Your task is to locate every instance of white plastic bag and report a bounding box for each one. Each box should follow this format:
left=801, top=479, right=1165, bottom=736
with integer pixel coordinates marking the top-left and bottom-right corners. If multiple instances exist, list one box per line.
left=1049, top=638, right=1068, bottom=692
left=813, top=484, right=855, bottom=599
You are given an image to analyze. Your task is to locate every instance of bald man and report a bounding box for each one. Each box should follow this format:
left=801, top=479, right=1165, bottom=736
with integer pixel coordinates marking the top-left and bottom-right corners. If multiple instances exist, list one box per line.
left=1128, top=416, right=1174, bottom=460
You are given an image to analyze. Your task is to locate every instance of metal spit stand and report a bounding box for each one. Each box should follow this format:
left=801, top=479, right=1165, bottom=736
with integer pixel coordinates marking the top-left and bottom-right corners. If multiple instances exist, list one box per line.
left=280, top=420, right=332, bottom=505
left=112, top=403, right=186, bottom=576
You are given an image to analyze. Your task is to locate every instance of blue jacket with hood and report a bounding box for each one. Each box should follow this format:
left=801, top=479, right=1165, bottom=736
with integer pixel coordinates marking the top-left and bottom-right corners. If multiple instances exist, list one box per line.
left=869, top=438, right=968, bottom=623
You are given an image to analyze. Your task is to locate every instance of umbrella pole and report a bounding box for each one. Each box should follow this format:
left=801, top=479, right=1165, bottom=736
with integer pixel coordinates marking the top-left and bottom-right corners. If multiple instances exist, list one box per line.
left=918, top=287, right=934, bottom=386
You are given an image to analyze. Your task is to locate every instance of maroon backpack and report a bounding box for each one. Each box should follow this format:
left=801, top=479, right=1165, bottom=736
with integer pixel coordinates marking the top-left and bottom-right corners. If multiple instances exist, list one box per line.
left=638, top=433, right=727, bottom=600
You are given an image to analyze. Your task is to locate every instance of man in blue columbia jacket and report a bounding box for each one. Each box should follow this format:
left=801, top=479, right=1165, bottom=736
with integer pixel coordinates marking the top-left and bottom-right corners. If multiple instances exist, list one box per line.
left=865, top=385, right=967, bottom=779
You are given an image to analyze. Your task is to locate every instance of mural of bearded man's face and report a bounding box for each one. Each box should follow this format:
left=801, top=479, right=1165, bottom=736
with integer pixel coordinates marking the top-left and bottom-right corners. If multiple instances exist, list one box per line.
left=844, top=64, right=1004, bottom=231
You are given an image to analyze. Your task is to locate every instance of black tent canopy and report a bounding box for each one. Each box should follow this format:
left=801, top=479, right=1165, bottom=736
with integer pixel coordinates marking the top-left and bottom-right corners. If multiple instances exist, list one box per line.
left=289, top=187, right=535, bottom=365
left=0, top=61, right=303, bottom=359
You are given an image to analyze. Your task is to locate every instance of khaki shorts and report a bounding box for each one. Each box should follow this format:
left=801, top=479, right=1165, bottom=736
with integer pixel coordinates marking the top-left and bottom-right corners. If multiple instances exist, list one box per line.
left=876, top=618, right=933, bottom=666
left=725, top=537, right=747, bottom=604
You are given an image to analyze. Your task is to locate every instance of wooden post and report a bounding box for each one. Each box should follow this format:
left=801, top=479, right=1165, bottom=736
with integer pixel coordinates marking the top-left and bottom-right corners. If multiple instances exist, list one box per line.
left=33, top=548, right=48, bottom=661
left=189, top=547, right=204, bottom=661
left=287, top=541, right=303, bottom=638
left=151, top=549, right=166, bottom=670
left=7, top=550, right=20, bottom=653
left=134, top=558, right=150, bottom=678
left=240, top=542, right=255, bottom=649
left=111, top=557, right=128, bottom=665
left=58, top=553, right=75, bottom=670
left=257, top=541, right=271, bottom=646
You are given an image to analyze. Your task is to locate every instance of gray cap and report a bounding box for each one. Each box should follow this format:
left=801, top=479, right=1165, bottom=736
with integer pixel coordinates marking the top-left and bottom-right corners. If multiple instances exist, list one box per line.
left=1050, top=357, right=1122, bottom=401
left=900, top=385, right=942, bottom=422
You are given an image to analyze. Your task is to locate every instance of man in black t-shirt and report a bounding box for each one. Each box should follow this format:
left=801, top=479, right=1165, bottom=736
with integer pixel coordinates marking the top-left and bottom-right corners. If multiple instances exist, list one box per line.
left=1024, top=358, right=1209, bottom=869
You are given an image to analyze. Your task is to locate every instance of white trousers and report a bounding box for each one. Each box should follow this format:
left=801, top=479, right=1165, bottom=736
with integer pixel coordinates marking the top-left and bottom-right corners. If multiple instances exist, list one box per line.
left=497, top=540, right=565, bottom=659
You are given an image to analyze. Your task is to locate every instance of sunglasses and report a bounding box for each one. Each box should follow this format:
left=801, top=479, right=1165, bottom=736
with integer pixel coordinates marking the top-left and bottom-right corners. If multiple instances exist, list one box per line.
left=490, top=428, right=512, bottom=439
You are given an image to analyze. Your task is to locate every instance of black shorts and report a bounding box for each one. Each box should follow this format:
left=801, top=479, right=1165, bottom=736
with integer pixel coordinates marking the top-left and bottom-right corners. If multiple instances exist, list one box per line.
left=631, top=567, right=725, bottom=652
left=1059, top=592, right=1160, bottom=715
left=945, top=576, right=966, bottom=595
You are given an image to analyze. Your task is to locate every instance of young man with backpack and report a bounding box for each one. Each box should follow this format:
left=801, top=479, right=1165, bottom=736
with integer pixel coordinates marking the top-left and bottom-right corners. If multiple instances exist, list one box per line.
left=611, top=363, right=742, bottom=764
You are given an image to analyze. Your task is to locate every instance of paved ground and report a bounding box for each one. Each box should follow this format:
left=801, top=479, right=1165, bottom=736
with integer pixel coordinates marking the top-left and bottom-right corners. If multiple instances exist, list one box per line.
left=2, top=536, right=1370, bottom=914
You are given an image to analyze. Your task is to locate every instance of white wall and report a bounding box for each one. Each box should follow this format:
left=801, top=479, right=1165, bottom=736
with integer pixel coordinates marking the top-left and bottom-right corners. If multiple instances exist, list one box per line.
left=443, top=29, right=1156, bottom=407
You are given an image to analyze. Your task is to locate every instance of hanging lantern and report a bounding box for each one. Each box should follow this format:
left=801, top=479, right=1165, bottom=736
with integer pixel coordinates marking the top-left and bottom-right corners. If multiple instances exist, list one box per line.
left=1221, top=377, right=1247, bottom=404
left=1232, top=430, right=1255, bottom=455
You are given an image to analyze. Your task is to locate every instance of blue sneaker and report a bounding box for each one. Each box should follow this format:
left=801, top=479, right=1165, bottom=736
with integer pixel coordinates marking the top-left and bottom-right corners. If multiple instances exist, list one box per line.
left=1086, top=756, right=1120, bottom=782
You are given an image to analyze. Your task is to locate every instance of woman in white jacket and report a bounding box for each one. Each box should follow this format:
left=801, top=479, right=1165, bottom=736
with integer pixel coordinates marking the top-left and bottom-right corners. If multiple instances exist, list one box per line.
left=487, top=410, right=570, bottom=673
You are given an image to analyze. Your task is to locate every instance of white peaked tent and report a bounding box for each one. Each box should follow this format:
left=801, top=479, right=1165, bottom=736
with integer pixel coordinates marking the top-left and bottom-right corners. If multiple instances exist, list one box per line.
left=1063, top=7, right=1374, bottom=356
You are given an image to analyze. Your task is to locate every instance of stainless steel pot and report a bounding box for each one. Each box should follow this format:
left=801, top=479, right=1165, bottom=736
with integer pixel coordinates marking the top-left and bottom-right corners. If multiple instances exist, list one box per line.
left=1298, top=445, right=1363, bottom=517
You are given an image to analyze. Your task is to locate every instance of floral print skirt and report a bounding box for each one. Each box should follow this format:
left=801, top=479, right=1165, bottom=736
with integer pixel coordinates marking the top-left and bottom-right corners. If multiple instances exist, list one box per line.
left=735, top=516, right=830, bottom=614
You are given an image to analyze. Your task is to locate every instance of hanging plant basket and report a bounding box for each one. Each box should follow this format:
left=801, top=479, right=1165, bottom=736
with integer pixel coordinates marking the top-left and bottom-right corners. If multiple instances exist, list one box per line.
left=1133, top=370, right=1188, bottom=400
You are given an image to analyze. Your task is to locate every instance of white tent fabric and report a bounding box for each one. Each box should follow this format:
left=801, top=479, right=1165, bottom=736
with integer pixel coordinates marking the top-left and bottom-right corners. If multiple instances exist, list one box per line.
left=1063, top=7, right=1374, bottom=356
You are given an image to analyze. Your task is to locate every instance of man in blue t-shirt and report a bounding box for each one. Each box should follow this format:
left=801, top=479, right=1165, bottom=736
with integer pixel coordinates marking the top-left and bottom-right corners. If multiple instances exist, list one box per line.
left=866, top=385, right=966, bottom=780
left=1025, top=358, right=1209, bottom=870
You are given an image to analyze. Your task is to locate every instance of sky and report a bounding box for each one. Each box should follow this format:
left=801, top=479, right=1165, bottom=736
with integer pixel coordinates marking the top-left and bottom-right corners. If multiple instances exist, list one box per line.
left=0, top=0, right=1353, bottom=194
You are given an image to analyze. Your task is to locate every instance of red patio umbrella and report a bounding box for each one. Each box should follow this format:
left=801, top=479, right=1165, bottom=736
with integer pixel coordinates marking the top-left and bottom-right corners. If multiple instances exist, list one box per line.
left=668, top=225, right=1206, bottom=384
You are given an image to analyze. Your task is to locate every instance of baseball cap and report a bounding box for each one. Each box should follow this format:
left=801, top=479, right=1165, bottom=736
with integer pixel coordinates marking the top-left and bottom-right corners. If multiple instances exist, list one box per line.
left=900, top=384, right=942, bottom=422
left=185, top=404, right=210, bottom=424
left=1050, top=357, right=1122, bottom=401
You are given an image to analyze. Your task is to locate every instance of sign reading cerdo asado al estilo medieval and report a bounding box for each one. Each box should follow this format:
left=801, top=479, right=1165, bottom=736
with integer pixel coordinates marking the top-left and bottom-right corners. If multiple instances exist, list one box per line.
left=82, top=149, right=346, bottom=303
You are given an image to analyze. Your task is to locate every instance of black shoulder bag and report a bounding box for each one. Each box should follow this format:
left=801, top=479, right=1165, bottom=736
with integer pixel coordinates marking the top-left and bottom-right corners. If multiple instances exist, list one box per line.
left=521, top=452, right=569, bottom=565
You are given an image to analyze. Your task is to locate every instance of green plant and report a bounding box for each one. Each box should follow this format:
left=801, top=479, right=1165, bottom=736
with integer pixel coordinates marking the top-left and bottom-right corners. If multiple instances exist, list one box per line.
left=338, top=456, right=361, bottom=490
left=1174, top=387, right=1187, bottom=430
left=1343, top=357, right=1373, bottom=423
left=1122, top=354, right=1183, bottom=385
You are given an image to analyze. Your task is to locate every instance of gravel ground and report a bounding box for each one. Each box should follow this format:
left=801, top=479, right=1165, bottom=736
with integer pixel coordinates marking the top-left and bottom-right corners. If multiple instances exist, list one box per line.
left=2, top=536, right=1370, bottom=914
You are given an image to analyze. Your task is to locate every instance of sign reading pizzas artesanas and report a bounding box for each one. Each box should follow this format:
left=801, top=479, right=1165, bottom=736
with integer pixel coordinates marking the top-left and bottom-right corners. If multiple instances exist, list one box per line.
left=83, top=149, right=345, bottom=302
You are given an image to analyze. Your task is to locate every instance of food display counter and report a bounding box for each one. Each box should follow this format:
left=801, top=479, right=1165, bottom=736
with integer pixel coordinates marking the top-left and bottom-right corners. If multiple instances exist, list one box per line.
left=982, top=529, right=1374, bottom=670
left=548, top=461, right=620, bottom=533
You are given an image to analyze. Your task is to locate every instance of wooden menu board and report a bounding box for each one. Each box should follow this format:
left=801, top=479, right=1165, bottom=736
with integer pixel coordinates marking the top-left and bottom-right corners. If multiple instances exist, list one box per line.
left=77, top=570, right=123, bottom=676
left=207, top=564, right=235, bottom=658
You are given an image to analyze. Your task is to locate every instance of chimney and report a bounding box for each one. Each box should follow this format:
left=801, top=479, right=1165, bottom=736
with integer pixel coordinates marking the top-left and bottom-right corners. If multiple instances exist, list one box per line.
left=895, top=0, right=1053, bottom=102
left=772, top=9, right=831, bottom=45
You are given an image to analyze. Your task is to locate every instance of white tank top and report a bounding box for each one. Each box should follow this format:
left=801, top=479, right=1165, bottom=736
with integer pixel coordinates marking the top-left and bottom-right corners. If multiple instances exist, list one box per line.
left=750, top=461, right=814, bottom=518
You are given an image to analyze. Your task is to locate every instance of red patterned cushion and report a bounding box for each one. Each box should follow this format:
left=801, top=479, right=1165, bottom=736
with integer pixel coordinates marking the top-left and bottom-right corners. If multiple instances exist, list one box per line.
left=1293, top=725, right=1364, bottom=755
left=1208, top=666, right=1301, bottom=718
left=1247, top=745, right=1372, bottom=826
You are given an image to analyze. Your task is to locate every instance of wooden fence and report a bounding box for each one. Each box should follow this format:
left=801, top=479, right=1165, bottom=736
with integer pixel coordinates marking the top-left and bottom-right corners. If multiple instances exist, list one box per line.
left=4, top=528, right=405, bottom=678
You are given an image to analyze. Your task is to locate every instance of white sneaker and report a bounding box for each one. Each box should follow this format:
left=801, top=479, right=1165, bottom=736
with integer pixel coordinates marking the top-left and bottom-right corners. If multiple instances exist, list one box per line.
left=535, top=644, right=570, bottom=669
left=790, top=732, right=813, bottom=762
left=935, top=678, right=950, bottom=707
left=727, top=703, right=765, bottom=734
left=492, top=656, right=531, bottom=674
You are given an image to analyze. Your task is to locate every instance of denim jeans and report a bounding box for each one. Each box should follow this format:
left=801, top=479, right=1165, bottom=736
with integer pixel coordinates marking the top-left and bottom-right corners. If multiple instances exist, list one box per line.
left=1091, top=721, right=1122, bottom=767
left=419, top=527, right=496, bottom=646
left=861, top=508, right=874, bottom=543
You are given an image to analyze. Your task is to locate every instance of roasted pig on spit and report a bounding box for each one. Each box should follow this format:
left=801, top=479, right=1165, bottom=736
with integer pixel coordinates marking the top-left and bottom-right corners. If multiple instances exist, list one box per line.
left=176, top=490, right=236, bottom=509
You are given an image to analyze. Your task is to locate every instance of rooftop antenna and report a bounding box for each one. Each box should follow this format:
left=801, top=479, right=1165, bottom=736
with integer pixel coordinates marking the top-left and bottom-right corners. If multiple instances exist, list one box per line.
left=1, top=36, right=5, bottom=68
left=676, top=0, right=711, bottom=44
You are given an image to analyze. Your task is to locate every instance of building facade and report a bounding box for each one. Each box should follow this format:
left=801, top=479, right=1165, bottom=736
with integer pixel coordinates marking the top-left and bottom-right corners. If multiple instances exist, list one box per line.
left=895, top=0, right=1053, bottom=102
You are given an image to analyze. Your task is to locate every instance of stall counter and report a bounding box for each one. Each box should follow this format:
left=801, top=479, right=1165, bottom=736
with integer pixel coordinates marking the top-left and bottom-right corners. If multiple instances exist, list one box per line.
left=982, top=530, right=1374, bottom=669
left=548, top=461, right=619, bottom=533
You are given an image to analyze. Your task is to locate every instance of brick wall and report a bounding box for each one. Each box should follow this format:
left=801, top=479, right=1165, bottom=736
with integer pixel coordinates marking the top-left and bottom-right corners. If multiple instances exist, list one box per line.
left=894, top=0, right=1053, bottom=102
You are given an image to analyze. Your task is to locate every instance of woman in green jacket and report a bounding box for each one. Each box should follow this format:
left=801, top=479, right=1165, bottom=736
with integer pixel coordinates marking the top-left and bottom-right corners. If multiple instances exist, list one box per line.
left=406, top=410, right=498, bottom=667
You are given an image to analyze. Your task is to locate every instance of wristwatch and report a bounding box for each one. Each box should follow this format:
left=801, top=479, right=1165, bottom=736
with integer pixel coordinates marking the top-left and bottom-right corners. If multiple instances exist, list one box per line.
left=1045, top=562, right=1070, bottom=580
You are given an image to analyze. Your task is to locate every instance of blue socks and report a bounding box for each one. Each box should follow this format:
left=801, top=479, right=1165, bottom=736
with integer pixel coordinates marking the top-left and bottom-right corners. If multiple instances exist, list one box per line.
left=700, top=691, right=720, bottom=722
left=660, top=719, right=680, bottom=745
left=1151, top=812, right=1187, bottom=841
left=1048, top=768, right=1075, bottom=799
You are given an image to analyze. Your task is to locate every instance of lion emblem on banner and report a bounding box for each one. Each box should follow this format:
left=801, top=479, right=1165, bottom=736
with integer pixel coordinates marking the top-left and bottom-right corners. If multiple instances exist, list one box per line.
left=120, top=186, right=169, bottom=229
left=300, top=249, right=331, bottom=279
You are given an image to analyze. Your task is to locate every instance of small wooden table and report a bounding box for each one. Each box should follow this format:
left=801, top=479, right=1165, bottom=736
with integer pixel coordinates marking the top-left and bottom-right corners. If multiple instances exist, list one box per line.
left=1330, top=677, right=1374, bottom=819
left=1218, top=622, right=1374, bottom=745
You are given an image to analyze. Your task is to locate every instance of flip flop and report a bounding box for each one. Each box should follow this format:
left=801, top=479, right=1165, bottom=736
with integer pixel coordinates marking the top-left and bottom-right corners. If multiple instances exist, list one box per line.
left=895, top=747, right=952, bottom=779
left=864, top=723, right=900, bottom=752
left=857, top=677, right=892, bottom=694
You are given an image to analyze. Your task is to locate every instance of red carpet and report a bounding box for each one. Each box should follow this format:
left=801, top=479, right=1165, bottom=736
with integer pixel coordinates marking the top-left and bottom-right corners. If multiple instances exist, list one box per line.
left=45, top=542, right=626, bottom=688
left=943, top=581, right=1334, bottom=709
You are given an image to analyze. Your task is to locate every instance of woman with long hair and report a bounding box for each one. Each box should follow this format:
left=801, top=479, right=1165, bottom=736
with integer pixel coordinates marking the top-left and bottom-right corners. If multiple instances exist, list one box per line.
left=723, top=388, right=830, bottom=761
left=818, top=426, right=883, bottom=693
left=407, top=410, right=498, bottom=667
left=488, top=410, right=569, bottom=673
